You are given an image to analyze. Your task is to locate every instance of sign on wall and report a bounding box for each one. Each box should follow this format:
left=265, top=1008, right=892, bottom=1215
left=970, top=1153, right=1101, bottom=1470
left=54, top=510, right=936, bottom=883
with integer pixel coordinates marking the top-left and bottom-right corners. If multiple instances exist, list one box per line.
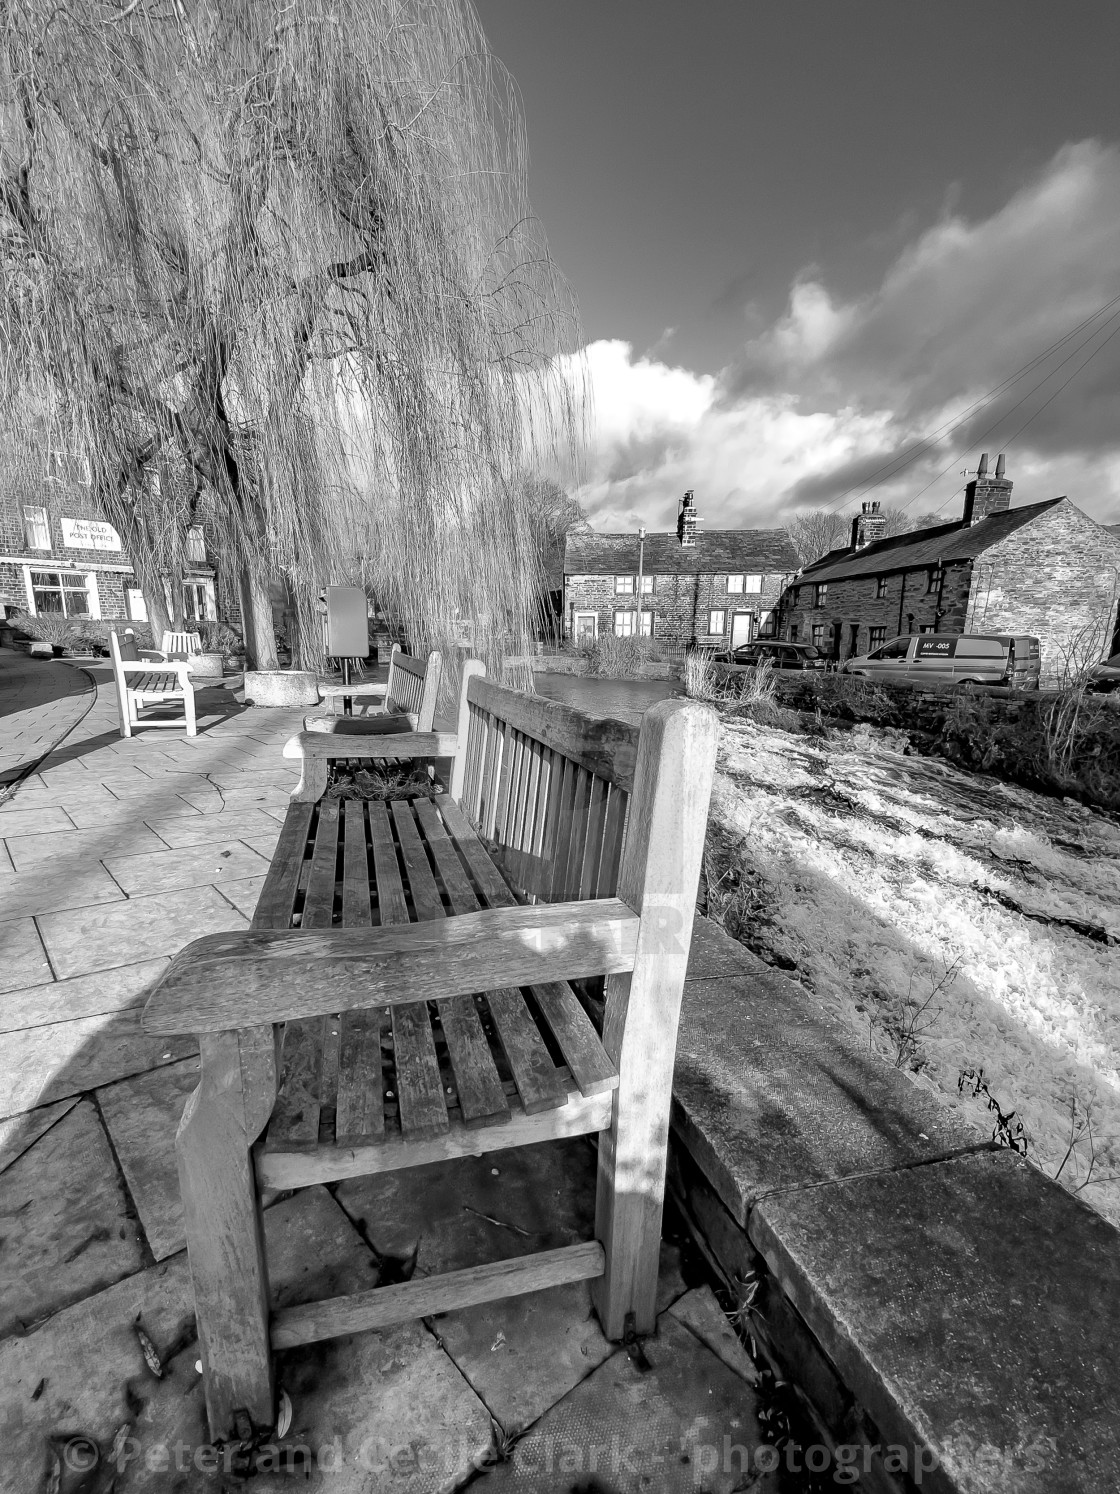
left=61, top=517, right=122, bottom=552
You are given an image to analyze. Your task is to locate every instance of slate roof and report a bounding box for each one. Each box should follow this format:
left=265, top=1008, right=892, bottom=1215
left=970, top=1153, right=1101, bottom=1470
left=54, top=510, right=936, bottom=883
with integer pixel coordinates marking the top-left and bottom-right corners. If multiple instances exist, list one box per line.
left=564, top=529, right=799, bottom=576
left=797, top=498, right=1067, bottom=584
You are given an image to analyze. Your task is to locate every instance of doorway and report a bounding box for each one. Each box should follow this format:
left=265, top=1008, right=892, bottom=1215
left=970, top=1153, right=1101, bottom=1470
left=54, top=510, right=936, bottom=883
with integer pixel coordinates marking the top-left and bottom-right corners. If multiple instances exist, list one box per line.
left=573, top=611, right=598, bottom=644
left=730, top=611, right=753, bottom=650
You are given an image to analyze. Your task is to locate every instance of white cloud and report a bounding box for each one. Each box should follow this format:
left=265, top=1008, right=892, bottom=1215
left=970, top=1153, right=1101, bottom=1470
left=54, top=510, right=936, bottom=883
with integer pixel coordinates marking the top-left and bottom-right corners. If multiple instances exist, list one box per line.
left=571, top=141, right=1120, bottom=532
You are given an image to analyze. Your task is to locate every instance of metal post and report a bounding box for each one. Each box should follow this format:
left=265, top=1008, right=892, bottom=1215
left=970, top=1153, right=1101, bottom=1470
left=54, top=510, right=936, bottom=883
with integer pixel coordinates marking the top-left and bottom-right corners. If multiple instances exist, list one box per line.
left=342, top=656, right=352, bottom=716
left=636, top=525, right=646, bottom=640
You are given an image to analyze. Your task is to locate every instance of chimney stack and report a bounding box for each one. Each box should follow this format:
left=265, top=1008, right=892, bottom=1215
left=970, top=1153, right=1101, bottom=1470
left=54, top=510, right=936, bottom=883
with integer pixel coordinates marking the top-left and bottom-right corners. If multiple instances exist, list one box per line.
left=676, top=489, right=698, bottom=547
left=850, top=499, right=886, bottom=550
left=963, top=452, right=1013, bottom=525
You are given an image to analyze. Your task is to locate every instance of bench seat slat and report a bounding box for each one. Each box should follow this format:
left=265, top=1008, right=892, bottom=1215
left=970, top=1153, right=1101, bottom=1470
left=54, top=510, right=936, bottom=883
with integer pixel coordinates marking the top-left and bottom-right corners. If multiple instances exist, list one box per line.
left=410, top=799, right=509, bottom=1128
left=303, top=800, right=340, bottom=928
left=380, top=801, right=447, bottom=1139
left=368, top=803, right=408, bottom=926
left=252, top=801, right=315, bottom=931
left=335, top=1008, right=385, bottom=1144
left=434, top=796, right=618, bottom=1103
left=268, top=1016, right=327, bottom=1146
left=416, top=797, right=568, bottom=1116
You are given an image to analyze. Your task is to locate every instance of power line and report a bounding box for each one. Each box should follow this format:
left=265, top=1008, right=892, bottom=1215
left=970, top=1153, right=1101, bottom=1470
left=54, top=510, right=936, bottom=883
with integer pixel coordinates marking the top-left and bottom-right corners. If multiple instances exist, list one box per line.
left=909, top=303, right=1120, bottom=518
left=820, top=290, right=1120, bottom=515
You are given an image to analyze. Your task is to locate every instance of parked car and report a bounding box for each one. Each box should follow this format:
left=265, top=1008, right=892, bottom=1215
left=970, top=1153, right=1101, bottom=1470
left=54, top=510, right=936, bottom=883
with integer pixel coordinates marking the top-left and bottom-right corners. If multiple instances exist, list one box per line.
left=842, top=633, right=1040, bottom=688
left=711, top=640, right=826, bottom=670
left=1088, top=653, right=1120, bottom=693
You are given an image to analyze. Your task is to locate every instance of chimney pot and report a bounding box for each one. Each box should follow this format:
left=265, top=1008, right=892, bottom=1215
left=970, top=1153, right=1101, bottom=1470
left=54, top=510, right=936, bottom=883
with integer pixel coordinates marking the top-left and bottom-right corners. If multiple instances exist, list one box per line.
left=977, top=453, right=989, bottom=478
left=995, top=453, right=1005, bottom=479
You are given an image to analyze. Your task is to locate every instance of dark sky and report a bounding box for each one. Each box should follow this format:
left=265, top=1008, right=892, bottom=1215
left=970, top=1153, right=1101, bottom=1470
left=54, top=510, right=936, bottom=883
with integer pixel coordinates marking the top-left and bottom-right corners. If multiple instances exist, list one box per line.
left=473, top=2, right=1120, bottom=528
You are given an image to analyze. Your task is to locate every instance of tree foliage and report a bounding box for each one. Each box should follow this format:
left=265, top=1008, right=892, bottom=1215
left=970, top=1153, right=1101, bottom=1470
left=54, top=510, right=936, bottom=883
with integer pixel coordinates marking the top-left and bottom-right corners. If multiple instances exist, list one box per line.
left=0, top=0, right=585, bottom=669
left=785, top=502, right=919, bottom=566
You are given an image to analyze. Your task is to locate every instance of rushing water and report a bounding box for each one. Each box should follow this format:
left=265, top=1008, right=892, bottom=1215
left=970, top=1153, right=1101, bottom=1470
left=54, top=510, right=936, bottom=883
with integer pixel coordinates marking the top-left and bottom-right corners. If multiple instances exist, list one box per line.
left=532, top=672, right=680, bottom=725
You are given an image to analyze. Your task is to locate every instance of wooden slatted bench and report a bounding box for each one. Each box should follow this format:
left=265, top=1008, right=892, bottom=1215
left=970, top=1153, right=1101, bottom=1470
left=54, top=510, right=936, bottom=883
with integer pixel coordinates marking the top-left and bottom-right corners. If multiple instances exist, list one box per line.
left=143, top=671, right=717, bottom=1441
left=315, top=644, right=441, bottom=723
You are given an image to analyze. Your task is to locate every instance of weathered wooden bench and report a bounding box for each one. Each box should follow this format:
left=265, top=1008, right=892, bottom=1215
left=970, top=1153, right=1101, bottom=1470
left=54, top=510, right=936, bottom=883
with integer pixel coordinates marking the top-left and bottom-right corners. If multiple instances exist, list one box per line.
left=142, top=671, right=717, bottom=1441
left=315, top=644, right=441, bottom=723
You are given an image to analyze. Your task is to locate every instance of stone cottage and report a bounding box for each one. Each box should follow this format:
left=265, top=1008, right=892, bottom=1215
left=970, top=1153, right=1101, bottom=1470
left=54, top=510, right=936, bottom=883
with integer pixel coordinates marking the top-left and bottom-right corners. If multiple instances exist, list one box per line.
left=563, top=491, right=799, bottom=649
left=779, top=457, right=1120, bottom=677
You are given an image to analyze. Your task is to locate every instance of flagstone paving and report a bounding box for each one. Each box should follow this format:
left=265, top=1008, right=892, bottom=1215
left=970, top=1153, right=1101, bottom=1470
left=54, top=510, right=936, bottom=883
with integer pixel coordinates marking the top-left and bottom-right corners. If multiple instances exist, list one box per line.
left=0, top=650, right=769, bottom=1493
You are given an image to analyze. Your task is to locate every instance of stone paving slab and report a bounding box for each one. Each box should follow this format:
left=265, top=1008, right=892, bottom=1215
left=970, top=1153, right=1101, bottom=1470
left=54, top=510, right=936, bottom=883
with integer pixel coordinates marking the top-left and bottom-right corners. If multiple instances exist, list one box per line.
left=64, top=798, right=205, bottom=827
left=0, top=1098, right=78, bottom=1175
left=336, top=1140, right=689, bottom=1439
left=0, top=862, right=128, bottom=921
left=219, top=874, right=267, bottom=919
left=479, top=1308, right=768, bottom=1494
left=144, top=808, right=284, bottom=848
left=0, top=806, right=76, bottom=837
left=97, top=1057, right=201, bottom=1261
left=36, top=883, right=249, bottom=979
left=0, top=1010, right=195, bottom=1119
left=0, top=959, right=169, bottom=1033
left=672, top=920, right=980, bottom=1224
left=0, top=1188, right=391, bottom=1493
left=667, top=1285, right=758, bottom=1386
left=3, top=822, right=170, bottom=869
left=751, top=1149, right=1120, bottom=1494
left=0, top=1099, right=144, bottom=1339
left=0, top=918, right=53, bottom=993
left=103, top=839, right=271, bottom=897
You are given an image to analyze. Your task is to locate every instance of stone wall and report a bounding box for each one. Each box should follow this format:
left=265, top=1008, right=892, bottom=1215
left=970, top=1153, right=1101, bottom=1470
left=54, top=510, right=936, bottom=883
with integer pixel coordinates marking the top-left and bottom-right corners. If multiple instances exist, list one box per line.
left=964, top=500, right=1120, bottom=678
left=564, top=569, right=786, bottom=648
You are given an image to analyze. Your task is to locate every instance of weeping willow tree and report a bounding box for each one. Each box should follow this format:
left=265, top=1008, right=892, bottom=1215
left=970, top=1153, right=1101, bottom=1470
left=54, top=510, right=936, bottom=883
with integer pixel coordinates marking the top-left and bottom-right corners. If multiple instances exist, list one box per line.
left=0, top=0, right=585, bottom=669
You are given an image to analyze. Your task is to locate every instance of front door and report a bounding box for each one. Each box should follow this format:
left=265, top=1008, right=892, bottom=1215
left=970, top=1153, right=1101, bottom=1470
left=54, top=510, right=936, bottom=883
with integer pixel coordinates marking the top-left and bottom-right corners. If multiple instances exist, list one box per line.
left=730, top=611, right=753, bottom=650
left=573, top=611, right=598, bottom=644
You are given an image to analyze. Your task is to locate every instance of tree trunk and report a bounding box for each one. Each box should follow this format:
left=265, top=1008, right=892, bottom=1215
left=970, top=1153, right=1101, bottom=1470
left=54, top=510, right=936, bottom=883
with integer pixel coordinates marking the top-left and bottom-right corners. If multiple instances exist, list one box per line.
left=140, top=582, right=171, bottom=647
left=240, top=565, right=279, bottom=671
left=169, top=572, right=186, bottom=629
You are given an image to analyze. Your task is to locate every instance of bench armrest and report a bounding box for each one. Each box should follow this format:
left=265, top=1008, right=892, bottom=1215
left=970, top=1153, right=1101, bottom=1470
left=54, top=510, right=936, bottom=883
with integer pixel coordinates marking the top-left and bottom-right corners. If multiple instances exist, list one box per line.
left=142, top=898, right=640, bottom=1034
left=284, top=729, right=456, bottom=761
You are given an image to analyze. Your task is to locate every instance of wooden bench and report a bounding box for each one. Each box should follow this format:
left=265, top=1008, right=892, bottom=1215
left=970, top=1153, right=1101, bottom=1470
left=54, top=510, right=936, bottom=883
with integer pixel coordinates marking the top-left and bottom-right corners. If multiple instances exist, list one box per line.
left=109, top=628, right=197, bottom=737
left=142, top=673, right=717, bottom=1441
left=315, top=644, right=442, bottom=723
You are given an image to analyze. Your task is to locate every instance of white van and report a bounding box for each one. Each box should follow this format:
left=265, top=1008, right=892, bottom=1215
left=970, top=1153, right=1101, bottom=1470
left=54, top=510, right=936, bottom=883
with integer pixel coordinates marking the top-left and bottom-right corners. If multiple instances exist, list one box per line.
left=843, top=633, right=1041, bottom=688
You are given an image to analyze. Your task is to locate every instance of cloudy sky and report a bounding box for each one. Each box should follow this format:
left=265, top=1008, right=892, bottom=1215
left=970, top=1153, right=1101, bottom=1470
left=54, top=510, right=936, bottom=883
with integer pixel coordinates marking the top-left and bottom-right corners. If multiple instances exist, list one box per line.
left=474, top=1, right=1120, bottom=534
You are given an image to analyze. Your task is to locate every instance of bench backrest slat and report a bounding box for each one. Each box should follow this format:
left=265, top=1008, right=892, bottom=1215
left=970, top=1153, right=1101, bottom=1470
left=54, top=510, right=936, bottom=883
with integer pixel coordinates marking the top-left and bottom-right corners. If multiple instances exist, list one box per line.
left=384, top=649, right=441, bottom=730
left=462, top=677, right=641, bottom=903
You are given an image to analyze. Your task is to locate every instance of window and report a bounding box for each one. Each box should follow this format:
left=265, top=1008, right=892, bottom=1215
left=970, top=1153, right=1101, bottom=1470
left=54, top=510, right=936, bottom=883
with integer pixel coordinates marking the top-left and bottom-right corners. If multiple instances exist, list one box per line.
left=639, top=574, right=654, bottom=594
left=639, top=610, right=653, bottom=637
left=708, top=610, right=726, bottom=636
left=814, top=583, right=828, bottom=608
left=868, top=626, right=886, bottom=650
left=613, top=610, right=636, bottom=637
left=811, top=623, right=826, bottom=649
left=30, top=569, right=89, bottom=616
left=727, top=574, right=744, bottom=593
left=744, top=574, right=762, bottom=593
left=794, top=586, right=802, bottom=608
left=875, top=576, right=887, bottom=600
left=789, top=624, right=799, bottom=642
left=870, top=636, right=910, bottom=660
left=614, top=575, right=634, bottom=595
left=927, top=566, right=942, bottom=594
left=918, top=624, right=936, bottom=634
left=183, top=581, right=212, bottom=621
left=22, top=506, right=50, bottom=550
left=185, top=526, right=207, bottom=565
left=46, top=449, right=91, bottom=485
left=758, top=609, right=774, bottom=636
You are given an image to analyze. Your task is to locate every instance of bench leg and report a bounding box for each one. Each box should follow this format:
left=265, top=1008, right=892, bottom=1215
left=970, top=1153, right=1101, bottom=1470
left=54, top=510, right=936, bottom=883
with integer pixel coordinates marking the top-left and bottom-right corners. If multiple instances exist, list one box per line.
left=591, top=699, right=717, bottom=1341
left=183, top=684, right=197, bottom=736
left=120, top=688, right=134, bottom=737
left=591, top=970, right=674, bottom=1341
left=177, top=1031, right=274, bottom=1440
